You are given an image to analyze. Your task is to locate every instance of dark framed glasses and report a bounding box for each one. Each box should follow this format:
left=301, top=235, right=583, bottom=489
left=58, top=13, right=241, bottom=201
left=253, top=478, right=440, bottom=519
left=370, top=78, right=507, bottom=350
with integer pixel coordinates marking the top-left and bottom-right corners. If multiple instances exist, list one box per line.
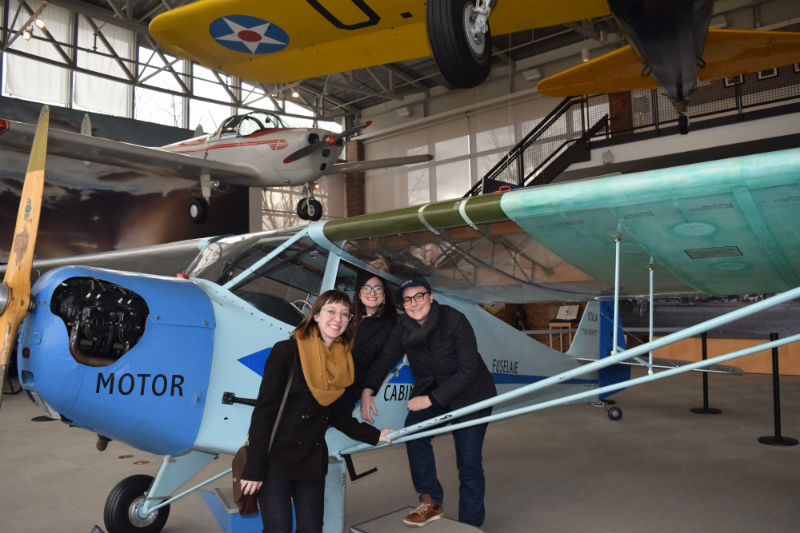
left=401, top=291, right=429, bottom=306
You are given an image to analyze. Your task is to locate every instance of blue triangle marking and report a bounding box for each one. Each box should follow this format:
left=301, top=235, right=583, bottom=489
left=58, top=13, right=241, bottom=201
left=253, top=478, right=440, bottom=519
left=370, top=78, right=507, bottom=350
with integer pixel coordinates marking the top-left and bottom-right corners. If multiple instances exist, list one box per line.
left=238, top=347, right=271, bottom=377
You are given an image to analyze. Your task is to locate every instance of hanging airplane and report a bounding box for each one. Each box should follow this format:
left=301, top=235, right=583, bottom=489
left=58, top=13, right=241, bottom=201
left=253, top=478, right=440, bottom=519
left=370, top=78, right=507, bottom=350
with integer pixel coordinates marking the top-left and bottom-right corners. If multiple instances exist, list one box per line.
left=149, top=0, right=800, bottom=134
left=3, top=110, right=800, bottom=533
left=0, top=110, right=432, bottom=224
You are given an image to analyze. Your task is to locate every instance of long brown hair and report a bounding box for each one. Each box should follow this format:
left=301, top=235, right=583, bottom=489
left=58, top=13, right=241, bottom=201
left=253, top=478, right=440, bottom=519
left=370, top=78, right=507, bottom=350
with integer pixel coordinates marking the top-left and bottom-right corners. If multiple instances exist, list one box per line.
left=352, top=271, right=397, bottom=328
left=293, top=289, right=354, bottom=344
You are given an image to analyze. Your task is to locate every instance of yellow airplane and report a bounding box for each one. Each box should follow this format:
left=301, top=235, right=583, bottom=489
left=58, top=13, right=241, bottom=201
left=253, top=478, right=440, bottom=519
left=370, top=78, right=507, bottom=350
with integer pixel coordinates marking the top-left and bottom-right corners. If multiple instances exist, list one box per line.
left=149, top=0, right=800, bottom=133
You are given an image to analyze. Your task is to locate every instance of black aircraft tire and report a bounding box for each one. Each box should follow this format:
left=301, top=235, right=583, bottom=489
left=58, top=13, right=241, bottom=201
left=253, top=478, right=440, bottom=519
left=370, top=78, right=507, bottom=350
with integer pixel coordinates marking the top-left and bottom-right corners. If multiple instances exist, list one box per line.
left=678, top=114, right=689, bottom=135
left=104, top=474, right=170, bottom=533
left=188, top=197, right=209, bottom=224
left=427, top=0, right=491, bottom=89
left=297, top=198, right=310, bottom=220
left=307, top=199, right=323, bottom=221
left=607, top=406, right=623, bottom=421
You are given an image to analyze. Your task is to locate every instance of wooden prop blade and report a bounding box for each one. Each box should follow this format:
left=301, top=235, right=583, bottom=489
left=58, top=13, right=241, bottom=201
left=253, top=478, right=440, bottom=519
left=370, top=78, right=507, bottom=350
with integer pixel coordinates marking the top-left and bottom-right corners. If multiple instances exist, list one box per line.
left=0, top=106, right=49, bottom=405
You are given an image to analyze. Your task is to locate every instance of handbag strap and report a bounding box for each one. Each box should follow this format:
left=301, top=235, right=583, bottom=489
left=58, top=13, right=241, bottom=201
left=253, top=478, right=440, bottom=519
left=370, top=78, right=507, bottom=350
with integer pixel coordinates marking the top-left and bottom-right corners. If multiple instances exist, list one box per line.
left=267, top=356, right=297, bottom=453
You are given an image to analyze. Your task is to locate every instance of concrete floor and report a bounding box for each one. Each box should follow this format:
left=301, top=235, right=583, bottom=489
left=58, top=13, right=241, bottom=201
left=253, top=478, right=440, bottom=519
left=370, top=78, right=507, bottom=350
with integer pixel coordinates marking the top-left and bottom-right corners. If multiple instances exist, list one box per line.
left=2, top=367, right=800, bottom=532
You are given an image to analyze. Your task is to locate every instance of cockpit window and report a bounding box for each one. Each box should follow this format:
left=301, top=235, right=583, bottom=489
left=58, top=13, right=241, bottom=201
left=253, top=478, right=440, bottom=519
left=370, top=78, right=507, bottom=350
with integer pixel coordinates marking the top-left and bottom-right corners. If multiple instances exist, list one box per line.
left=239, top=111, right=288, bottom=137
left=51, top=277, right=149, bottom=367
left=187, top=232, right=326, bottom=325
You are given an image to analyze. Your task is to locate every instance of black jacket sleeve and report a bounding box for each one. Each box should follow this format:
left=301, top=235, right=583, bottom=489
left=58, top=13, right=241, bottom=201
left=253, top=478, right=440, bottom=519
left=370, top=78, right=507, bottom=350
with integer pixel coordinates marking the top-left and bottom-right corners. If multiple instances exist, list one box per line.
left=328, top=395, right=381, bottom=445
left=362, top=323, right=405, bottom=394
left=428, top=310, right=482, bottom=408
left=241, top=340, right=293, bottom=481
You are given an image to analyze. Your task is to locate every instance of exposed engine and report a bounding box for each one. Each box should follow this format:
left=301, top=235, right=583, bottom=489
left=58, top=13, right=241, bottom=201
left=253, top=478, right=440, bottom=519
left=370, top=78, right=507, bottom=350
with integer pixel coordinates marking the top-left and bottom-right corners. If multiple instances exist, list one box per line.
left=50, top=277, right=149, bottom=366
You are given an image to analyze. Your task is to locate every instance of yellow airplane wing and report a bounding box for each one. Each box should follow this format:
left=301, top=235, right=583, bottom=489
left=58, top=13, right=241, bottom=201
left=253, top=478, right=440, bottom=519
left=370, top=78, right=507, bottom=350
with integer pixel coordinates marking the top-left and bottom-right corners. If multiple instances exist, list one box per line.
left=537, top=28, right=800, bottom=97
left=149, top=0, right=609, bottom=84
left=697, top=29, right=800, bottom=80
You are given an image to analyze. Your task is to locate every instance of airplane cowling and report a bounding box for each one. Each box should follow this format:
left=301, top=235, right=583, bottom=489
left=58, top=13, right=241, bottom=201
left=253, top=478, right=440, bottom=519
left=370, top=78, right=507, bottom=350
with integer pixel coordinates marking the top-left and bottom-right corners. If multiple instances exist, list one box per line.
left=18, top=266, right=216, bottom=456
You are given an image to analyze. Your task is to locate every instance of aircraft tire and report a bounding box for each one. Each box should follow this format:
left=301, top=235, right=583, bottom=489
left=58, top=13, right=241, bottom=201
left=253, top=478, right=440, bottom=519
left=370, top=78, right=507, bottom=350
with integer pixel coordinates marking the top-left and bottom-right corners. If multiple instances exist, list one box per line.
left=307, top=199, right=323, bottom=221
left=607, top=406, right=623, bottom=421
left=189, top=197, right=209, bottom=224
left=104, top=474, right=170, bottom=533
left=296, top=198, right=310, bottom=220
left=426, top=0, right=492, bottom=89
left=678, top=114, right=689, bottom=135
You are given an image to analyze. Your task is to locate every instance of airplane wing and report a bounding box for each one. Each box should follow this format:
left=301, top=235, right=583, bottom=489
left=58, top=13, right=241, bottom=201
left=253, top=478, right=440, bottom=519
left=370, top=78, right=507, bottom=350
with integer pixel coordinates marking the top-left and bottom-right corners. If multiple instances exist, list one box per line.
left=538, top=29, right=800, bottom=97
left=319, top=147, right=800, bottom=304
left=1, top=238, right=208, bottom=279
left=0, top=118, right=263, bottom=186
left=330, top=154, right=433, bottom=174
left=148, top=0, right=609, bottom=84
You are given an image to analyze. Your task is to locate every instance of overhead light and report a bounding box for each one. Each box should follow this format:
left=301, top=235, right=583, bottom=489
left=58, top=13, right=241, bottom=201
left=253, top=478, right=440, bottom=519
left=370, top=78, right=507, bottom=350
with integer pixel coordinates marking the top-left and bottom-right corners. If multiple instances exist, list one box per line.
left=34, top=16, right=45, bottom=30
left=581, top=48, right=590, bottom=63
left=22, top=28, right=31, bottom=40
left=522, top=67, right=542, bottom=81
left=291, top=89, right=300, bottom=98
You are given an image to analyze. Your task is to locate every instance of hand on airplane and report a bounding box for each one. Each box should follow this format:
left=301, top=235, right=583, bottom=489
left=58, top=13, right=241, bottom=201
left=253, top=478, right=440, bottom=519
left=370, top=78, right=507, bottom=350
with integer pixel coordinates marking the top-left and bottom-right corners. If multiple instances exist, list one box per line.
left=240, top=479, right=262, bottom=496
left=378, top=428, right=394, bottom=444
left=407, top=395, right=432, bottom=411
left=360, top=388, right=378, bottom=423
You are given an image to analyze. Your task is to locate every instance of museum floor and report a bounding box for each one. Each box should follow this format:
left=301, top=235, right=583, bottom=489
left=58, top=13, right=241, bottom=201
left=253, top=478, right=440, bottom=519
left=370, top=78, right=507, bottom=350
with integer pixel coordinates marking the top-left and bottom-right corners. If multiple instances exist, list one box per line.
left=2, top=367, right=800, bottom=532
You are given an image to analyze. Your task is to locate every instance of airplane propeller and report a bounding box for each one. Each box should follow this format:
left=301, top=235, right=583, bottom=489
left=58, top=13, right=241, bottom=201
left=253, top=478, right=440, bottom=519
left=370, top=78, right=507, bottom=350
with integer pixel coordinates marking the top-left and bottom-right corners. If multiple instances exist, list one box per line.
left=282, top=121, right=372, bottom=164
left=0, top=106, right=48, bottom=409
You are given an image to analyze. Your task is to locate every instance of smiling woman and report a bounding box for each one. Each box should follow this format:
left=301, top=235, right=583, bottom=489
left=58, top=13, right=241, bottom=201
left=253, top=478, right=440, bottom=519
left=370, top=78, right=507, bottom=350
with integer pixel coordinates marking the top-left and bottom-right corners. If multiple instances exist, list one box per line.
left=240, top=289, right=393, bottom=533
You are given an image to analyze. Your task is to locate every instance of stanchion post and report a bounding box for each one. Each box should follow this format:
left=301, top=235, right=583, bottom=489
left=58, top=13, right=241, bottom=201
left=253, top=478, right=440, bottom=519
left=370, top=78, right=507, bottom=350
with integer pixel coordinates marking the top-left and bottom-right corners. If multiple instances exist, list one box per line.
left=691, top=332, right=721, bottom=415
left=758, top=332, right=798, bottom=446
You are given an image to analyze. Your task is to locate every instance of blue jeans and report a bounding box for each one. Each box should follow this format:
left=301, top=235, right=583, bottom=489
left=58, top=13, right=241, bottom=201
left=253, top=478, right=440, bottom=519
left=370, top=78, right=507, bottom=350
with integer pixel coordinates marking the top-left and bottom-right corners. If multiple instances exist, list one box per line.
left=405, top=405, right=491, bottom=527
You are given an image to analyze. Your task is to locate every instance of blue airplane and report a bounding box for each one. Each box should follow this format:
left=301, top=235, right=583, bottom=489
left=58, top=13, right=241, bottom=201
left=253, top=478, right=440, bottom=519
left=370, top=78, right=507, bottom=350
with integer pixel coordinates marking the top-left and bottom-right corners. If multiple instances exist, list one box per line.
left=3, top=108, right=800, bottom=533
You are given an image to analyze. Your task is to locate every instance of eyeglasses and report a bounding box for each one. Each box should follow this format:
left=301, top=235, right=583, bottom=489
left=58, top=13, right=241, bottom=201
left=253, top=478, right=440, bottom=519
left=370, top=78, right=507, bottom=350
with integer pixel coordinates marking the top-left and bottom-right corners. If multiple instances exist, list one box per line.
left=323, top=308, right=352, bottom=321
left=360, top=284, right=384, bottom=294
left=401, top=291, right=429, bottom=306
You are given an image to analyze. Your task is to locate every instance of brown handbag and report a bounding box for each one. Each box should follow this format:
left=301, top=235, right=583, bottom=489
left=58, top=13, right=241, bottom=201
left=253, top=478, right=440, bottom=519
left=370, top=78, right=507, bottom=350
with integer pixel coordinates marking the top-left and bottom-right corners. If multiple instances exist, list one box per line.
left=232, top=358, right=297, bottom=516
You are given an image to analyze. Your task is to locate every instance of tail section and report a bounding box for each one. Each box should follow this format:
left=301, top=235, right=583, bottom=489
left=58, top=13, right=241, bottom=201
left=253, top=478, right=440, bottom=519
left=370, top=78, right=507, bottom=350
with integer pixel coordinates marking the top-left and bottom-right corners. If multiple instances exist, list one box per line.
left=567, top=301, right=630, bottom=399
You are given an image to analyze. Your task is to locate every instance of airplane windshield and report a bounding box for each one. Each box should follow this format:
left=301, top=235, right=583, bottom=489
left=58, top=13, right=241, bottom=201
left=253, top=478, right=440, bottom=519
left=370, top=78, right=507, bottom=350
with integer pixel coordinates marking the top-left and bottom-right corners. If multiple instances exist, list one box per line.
left=186, top=230, right=325, bottom=325
left=238, top=112, right=288, bottom=137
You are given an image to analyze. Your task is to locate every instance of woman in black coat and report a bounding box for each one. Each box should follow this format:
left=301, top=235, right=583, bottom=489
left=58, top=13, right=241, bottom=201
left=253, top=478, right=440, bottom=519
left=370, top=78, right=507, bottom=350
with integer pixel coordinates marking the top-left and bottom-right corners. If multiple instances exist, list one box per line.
left=341, top=271, right=397, bottom=408
left=240, top=290, right=392, bottom=533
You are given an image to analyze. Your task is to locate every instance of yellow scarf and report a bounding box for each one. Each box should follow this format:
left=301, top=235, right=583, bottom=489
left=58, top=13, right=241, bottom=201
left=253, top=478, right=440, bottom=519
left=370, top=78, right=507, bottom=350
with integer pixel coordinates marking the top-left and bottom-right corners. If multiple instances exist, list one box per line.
left=296, top=332, right=354, bottom=406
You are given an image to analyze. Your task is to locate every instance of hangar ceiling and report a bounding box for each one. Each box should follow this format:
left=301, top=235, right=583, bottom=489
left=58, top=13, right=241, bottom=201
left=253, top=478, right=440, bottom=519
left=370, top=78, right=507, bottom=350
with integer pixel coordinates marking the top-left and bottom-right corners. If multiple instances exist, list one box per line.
left=5, top=0, right=799, bottom=122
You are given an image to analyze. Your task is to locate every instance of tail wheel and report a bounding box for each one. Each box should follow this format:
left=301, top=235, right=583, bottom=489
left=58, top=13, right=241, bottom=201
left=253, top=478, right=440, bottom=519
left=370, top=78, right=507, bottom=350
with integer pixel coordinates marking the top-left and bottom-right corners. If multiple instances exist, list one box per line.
left=607, top=406, right=623, bottom=421
left=427, top=0, right=492, bottom=89
left=104, top=475, right=170, bottom=533
left=188, top=198, right=208, bottom=224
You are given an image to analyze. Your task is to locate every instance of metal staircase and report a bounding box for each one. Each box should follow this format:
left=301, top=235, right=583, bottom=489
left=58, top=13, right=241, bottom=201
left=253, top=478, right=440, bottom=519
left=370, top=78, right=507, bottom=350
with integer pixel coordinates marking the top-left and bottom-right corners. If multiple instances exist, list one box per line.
left=465, top=96, right=608, bottom=197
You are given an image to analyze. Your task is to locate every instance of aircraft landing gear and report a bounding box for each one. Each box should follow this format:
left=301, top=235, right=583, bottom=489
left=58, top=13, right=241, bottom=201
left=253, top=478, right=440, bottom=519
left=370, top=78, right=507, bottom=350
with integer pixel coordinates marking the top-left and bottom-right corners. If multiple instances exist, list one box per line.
left=188, top=197, right=208, bottom=223
left=427, top=0, right=493, bottom=89
left=296, top=184, right=323, bottom=221
left=104, top=474, right=170, bottom=533
left=607, top=405, right=623, bottom=421
left=678, top=113, right=690, bottom=135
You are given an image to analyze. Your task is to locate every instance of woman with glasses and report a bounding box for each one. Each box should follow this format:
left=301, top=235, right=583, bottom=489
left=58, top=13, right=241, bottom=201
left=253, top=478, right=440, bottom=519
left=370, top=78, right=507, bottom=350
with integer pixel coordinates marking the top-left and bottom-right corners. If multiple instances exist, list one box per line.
left=239, top=290, right=393, bottom=533
left=359, top=277, right=496, bottom=528
left=341, top=271, right=397, bottom=408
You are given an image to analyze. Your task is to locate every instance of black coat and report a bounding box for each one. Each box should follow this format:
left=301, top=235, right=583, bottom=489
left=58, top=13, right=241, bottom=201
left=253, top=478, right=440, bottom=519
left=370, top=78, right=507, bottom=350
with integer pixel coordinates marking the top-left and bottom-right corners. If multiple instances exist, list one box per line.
left=340, top=313, right=396, bottom=408
left=242, top=339, right=380, bottom=481
left=363, top=303, right=496, bottom=419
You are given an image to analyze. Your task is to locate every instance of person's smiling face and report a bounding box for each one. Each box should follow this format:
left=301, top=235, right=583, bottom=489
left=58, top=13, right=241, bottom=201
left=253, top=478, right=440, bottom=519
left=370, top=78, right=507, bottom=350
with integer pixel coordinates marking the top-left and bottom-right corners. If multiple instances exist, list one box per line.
left=314, top=301, right=351, bottom=346
left=359, top=276, right=385, bottom=315
left=401, top=285, right=433, bottom=325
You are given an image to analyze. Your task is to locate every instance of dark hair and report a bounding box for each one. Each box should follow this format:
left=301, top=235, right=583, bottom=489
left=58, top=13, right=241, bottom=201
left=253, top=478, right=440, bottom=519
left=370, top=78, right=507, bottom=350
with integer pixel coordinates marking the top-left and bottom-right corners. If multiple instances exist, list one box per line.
left=352, top=271, right=396, bottom=328
left=293, top=289, right=354, bottom=344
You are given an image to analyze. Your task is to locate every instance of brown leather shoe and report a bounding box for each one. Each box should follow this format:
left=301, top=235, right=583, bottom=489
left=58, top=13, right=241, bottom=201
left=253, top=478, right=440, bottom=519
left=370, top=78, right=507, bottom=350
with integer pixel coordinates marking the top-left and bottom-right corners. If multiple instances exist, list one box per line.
left=402, top=494, right=443, bottom=527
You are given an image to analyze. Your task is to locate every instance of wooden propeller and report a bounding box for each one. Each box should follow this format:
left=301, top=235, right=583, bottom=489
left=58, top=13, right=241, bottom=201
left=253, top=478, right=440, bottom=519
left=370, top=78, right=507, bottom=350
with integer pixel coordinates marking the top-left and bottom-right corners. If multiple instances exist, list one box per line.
left=0, top=106, right=48, bottom=408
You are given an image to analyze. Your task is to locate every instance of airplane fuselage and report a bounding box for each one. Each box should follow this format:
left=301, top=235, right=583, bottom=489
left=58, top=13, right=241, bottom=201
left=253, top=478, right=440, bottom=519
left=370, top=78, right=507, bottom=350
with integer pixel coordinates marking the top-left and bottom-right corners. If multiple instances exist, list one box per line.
left=160, top=126, right=344, bottom=187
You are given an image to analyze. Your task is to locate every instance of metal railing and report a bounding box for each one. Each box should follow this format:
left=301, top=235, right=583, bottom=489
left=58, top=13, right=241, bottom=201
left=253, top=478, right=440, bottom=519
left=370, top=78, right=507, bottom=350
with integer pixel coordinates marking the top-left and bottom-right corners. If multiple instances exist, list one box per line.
left=466, top=62, right=800, bottom=197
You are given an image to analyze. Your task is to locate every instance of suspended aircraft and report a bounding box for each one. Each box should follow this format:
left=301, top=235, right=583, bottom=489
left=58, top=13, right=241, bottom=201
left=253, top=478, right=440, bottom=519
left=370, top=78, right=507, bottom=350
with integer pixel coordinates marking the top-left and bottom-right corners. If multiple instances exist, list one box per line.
left=149, top=0, right=800, bottom=134
left=3, top=110, right=800, bottom=533
left=0, top=110, right=432, bottom=224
